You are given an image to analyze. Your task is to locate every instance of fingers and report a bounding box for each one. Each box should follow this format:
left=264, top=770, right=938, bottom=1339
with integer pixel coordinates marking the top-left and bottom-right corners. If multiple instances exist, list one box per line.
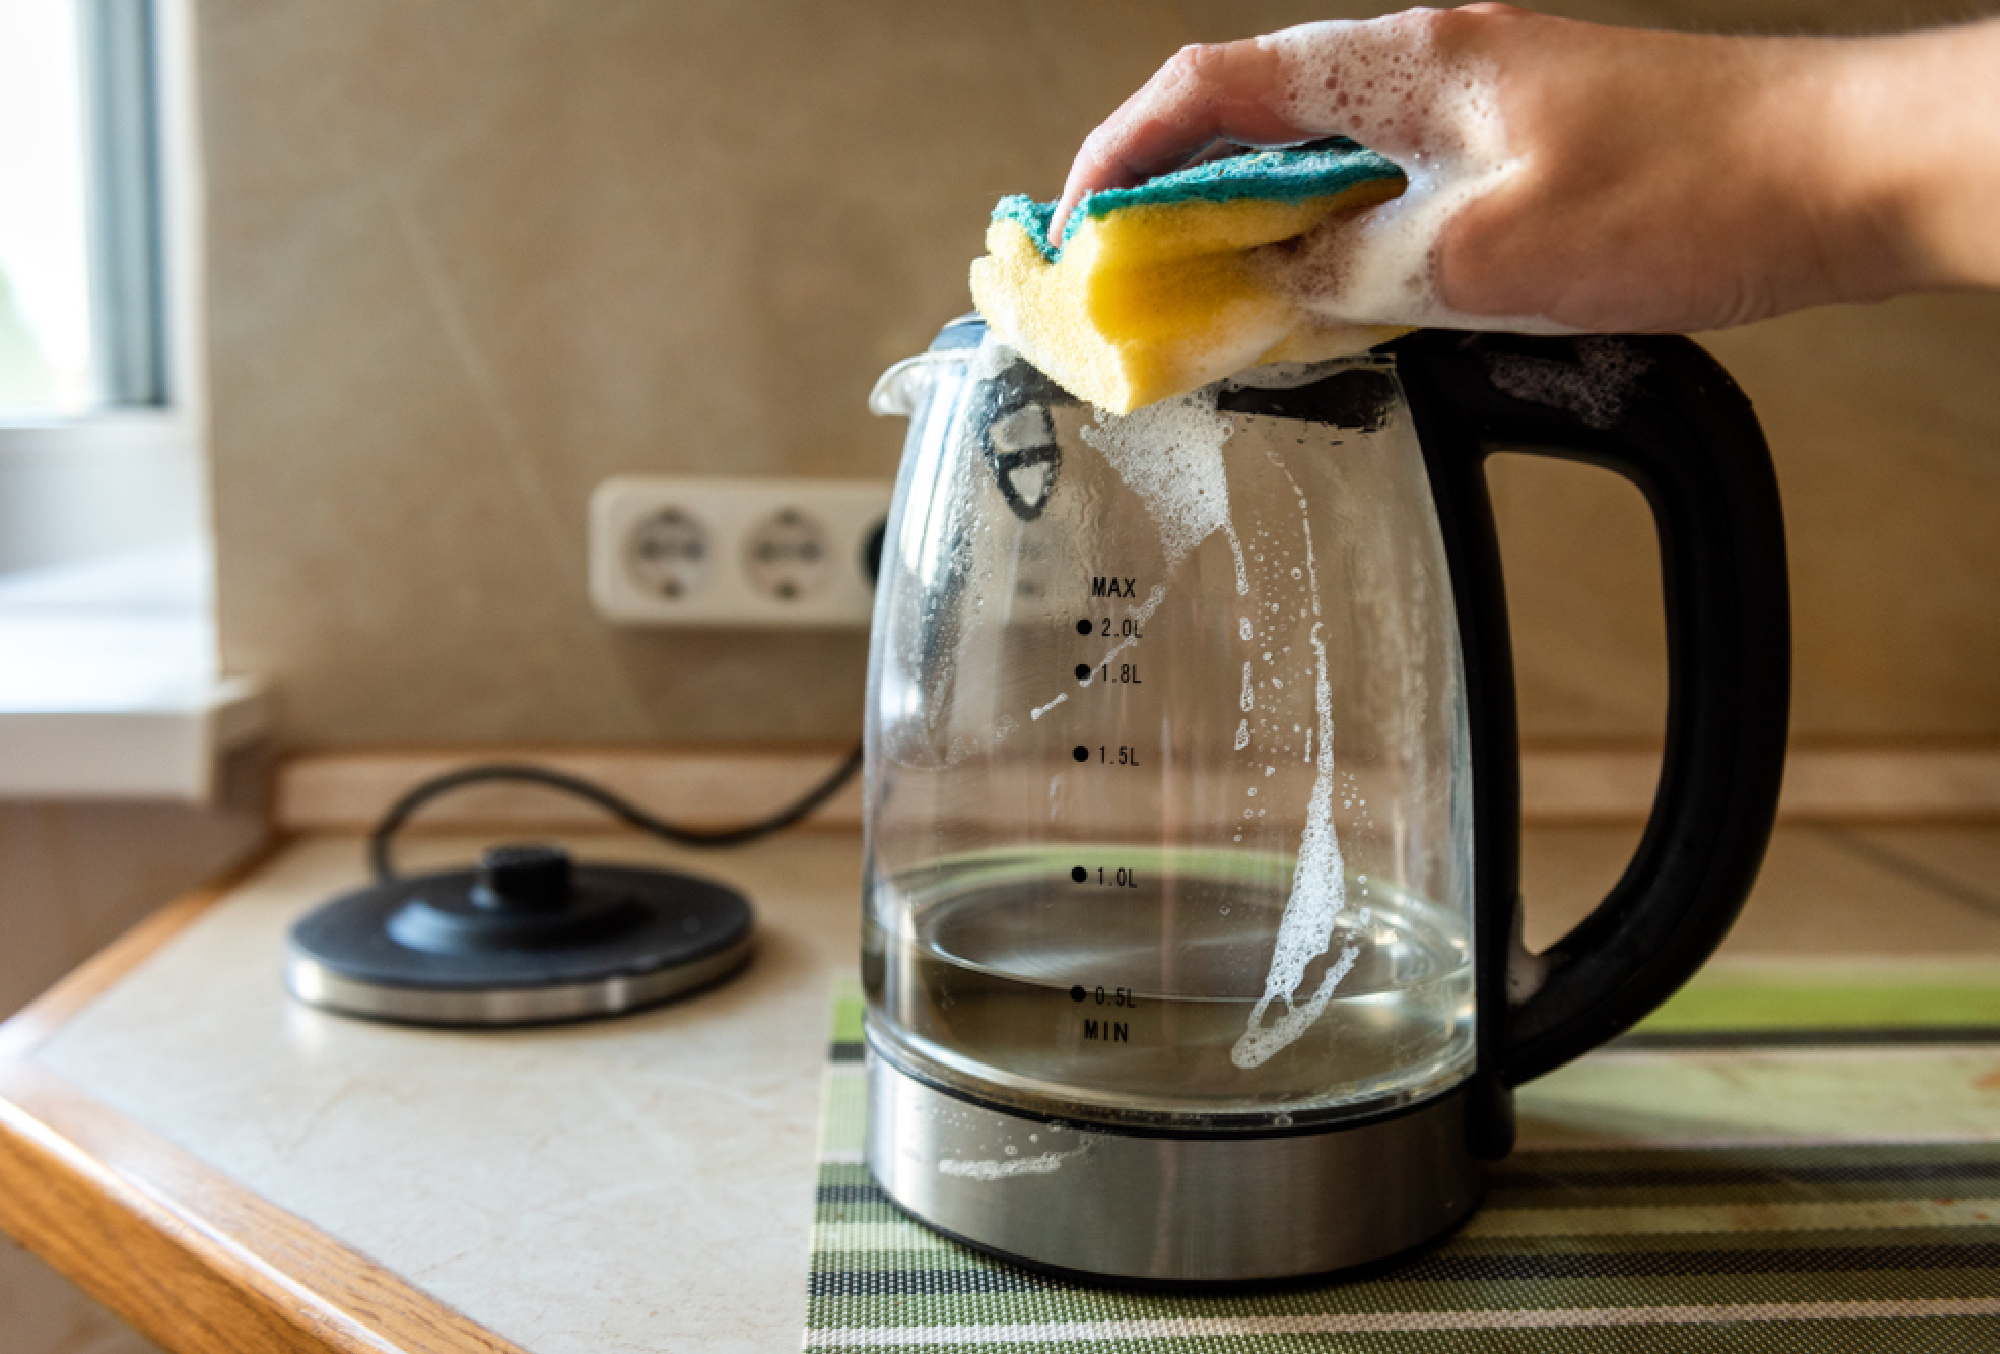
left=1049, top=40, right=1301, bottom=246
left=1047, top=11, right=1491, bottom=246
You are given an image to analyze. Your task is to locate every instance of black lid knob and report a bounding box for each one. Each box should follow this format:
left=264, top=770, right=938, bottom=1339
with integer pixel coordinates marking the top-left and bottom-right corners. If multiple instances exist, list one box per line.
left=472, top=844, right=573, bottom=913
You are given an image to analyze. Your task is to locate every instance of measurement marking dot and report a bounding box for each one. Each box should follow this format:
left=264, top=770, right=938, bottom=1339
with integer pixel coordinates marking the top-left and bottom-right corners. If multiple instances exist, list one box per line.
left=1069, top=986, right=1086, bottom=1003
left=1070, top=866, right=1087, bottom=883
left=1074, top=664, right=1091, bottom=682
left=1072, top=746, right=1089, bottom=762
left=1075, top=619, right=1093, bottom=635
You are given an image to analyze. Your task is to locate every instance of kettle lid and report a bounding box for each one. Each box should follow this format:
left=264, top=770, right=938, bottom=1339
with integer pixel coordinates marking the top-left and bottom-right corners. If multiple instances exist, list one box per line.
left=929, top=312, right=987, bottom=351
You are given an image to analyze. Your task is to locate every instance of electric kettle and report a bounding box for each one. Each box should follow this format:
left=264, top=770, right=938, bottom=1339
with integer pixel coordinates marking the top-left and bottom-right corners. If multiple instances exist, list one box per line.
left=862, top=317, right=1788, bottom=1283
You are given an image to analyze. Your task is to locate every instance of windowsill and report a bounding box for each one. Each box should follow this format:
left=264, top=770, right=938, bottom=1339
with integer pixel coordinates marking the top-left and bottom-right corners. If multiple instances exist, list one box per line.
left=0, top=546, right=266, bottom=800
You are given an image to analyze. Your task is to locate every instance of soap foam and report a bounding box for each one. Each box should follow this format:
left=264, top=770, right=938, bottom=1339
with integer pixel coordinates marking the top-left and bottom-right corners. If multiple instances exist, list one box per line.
left=1028, top=388, right=1238, bottom=720
left=1483, top=336, right=1655, bottom=430
left=1254, top=12, right=1564, bottom=336
left=1232, top=452, right=1356, bottom=1070
left=1080, top=387, right=1242, bottom=578
left=1233, top=620, right=1356, bottom=1070
left=938, top=1147, right=1082, bottom=1179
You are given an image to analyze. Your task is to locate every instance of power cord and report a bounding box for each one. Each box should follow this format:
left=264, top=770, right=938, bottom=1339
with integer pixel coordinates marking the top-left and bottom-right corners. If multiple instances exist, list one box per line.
left=367, top=746, right=865, bottom=883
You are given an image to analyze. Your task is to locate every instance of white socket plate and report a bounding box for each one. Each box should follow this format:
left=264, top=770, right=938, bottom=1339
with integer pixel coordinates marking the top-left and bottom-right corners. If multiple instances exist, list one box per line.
left=589, top=476, right=892, bottom=628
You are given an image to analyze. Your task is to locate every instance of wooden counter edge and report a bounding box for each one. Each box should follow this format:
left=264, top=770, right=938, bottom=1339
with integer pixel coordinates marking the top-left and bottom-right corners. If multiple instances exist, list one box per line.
left=0, top=849, right=532, bottom=1354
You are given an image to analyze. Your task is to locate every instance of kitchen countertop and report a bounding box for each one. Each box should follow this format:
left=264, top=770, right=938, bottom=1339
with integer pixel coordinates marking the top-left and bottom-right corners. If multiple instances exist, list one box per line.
left=4, top=825, right=2000, bottom=1354
left=0, top=832, right=861, bottom=1354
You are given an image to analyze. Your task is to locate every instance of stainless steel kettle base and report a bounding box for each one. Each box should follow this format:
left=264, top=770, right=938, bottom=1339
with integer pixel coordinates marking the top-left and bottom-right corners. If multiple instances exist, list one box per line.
left=866, top=1048, right=1483, bottom=1284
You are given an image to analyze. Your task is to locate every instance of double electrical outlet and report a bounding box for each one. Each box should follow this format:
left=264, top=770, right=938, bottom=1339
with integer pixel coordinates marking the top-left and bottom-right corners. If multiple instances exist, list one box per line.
left=589, top=476, right=893, bottom=628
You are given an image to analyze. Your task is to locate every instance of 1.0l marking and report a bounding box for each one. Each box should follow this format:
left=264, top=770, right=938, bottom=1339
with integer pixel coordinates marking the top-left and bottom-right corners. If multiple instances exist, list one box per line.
left=1068, top=866, right=1139, bottom=888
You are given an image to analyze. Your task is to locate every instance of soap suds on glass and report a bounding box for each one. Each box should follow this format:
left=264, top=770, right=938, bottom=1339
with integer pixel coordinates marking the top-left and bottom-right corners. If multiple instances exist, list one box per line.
left=1028, top=387, right=1244, bottom=722
left=1081, top=388, right=1247, bottom=593
left=1232, top=449, right=1359, bottom=1070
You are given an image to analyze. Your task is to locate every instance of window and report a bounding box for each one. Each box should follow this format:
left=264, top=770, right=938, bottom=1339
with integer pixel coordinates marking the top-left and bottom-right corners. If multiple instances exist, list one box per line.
left=0, top=0, right=246, bottom=801
left=0, top=0, right=196, bottom=580
left=0, top=0, right=166, bottom=416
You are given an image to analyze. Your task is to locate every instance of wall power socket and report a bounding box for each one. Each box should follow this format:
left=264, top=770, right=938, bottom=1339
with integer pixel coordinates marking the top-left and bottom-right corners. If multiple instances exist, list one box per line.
left=589, top=476, right=893, bottom=628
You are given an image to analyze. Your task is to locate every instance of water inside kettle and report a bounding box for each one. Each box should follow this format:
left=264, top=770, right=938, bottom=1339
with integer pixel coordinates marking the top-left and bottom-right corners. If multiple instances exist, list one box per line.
left=868, top=848, right=1473, bottom=1127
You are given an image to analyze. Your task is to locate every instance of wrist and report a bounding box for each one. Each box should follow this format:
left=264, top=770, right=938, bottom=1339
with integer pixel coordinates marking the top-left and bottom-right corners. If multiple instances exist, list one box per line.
left=1820, top=22, right=2000, bottom=297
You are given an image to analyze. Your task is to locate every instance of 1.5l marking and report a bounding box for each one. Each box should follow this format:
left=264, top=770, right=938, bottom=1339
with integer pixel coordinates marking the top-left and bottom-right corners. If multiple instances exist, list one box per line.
left=1072, top=745, right=1140, bottom=766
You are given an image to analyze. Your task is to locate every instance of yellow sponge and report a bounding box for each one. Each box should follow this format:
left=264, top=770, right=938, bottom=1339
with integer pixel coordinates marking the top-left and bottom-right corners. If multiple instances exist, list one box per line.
left=969, top=145, right=1408, bottom=413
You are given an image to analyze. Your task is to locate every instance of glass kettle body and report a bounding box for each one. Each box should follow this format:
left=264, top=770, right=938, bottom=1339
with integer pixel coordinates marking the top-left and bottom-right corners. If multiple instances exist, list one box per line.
left=862, top=317, right=1790, bottom=1283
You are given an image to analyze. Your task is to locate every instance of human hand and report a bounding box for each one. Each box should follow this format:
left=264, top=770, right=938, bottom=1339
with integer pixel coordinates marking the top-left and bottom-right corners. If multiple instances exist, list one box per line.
left=1052, top=7, right=2000, bottom=335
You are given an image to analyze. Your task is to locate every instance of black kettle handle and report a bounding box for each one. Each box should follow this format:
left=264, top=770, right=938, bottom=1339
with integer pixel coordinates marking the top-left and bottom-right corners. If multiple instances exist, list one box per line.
left=1390, top=331, right=1790, bottom=1089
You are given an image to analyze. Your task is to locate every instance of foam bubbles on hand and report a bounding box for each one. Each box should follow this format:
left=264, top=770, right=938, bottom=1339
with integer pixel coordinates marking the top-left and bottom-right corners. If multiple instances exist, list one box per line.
left=1255, top=13, right=1563, bottom=336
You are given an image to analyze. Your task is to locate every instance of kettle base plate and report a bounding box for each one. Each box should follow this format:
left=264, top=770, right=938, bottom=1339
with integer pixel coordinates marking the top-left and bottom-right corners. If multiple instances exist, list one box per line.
left=865, top=1045, right=1484, bottom=1284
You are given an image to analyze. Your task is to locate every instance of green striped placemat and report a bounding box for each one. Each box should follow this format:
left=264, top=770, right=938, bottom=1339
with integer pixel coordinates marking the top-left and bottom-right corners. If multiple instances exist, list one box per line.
left=1618, top=960, right=2000, bottom=1048
left=807, top=978, right=2000, bottom=1351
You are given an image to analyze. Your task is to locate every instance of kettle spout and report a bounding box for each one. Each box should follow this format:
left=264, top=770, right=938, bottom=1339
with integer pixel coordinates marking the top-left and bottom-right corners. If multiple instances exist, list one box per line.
left=870, top=355, right=946, bottom=419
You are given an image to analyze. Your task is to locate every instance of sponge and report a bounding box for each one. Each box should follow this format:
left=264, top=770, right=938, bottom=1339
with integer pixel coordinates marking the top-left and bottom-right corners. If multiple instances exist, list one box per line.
left=968, top=143, right=1408, bottom=414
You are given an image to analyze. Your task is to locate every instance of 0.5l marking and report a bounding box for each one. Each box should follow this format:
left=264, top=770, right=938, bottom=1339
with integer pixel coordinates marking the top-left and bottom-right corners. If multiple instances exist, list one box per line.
left=1069, top=984, right=1141, bottom=1008
left=1068, top=983, right=1140, bottom=1042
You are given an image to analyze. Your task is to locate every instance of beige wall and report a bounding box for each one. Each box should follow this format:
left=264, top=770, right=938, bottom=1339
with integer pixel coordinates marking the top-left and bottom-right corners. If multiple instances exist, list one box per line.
left=202, top=0, right=2000, bottom=749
